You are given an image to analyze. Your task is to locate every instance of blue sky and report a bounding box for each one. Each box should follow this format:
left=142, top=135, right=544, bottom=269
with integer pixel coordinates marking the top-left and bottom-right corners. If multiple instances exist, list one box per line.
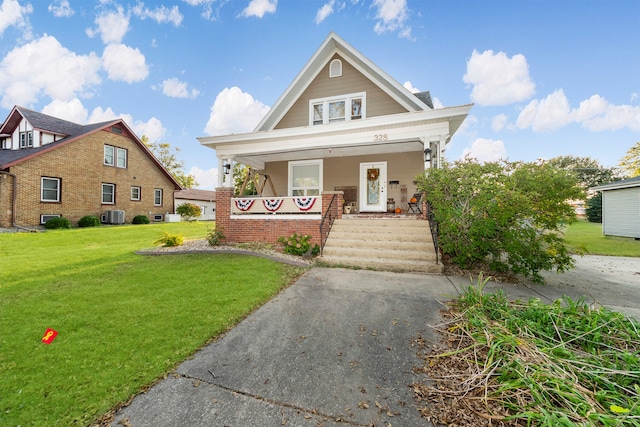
left=1, top=0, right=638, bottom=189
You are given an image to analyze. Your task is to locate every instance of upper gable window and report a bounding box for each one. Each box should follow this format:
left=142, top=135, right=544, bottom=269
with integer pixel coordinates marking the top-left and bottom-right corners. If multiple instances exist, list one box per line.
left=329, top=59, right=342, bottom=78
left=104, top=144, right=127, bottom=168
left=310, top=92, right=366, bottom=126
left=20, top=131, right=33, bottom=148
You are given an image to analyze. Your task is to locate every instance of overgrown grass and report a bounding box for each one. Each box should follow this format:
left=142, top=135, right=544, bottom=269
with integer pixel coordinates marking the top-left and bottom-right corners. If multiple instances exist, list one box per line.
left=414, top=275, right=640, bottom=426
left=0, top=223, right=306, bottom=426
left=564, top=219, right=639, bottom=257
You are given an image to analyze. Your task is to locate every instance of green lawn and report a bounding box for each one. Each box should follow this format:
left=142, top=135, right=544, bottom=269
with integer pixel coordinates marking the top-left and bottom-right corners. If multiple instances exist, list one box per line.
left=564, top=219, right=640, bottom=257
left=0, top=223, right=306, bottom=426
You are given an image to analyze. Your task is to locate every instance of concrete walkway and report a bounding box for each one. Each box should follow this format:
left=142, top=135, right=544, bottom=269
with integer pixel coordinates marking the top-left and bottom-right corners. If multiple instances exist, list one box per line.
left=112, top=256, right=640, bottom=426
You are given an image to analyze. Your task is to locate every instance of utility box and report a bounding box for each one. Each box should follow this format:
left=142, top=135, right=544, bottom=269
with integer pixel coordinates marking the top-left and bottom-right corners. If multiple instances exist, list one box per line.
left=164, top=214, right=181, bottom=222
left=102, top=210, right=125, bottom=224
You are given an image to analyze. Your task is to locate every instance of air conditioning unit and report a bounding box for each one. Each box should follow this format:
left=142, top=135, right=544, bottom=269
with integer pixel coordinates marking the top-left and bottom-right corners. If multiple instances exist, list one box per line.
left=103, top=210, right=125, bottom=224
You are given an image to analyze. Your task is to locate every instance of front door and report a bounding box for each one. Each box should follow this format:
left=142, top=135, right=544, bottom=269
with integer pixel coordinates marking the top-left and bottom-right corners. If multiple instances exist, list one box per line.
left=359, top=162, right=387, bottom=212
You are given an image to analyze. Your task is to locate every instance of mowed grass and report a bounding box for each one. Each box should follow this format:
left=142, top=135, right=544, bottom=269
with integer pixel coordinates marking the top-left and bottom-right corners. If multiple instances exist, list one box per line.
left=564, top=219, right=640, bottom=257
left=0, top=223, right=306, bottom=426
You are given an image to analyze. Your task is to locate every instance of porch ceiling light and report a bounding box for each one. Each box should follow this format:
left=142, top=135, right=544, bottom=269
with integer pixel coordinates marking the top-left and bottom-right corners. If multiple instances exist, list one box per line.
left=424, top=147, right=432, bottom=162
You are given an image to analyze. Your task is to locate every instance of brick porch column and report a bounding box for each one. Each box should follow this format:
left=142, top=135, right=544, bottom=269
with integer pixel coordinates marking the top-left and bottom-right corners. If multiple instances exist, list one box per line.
left=215, top=186, right=232, bottom=237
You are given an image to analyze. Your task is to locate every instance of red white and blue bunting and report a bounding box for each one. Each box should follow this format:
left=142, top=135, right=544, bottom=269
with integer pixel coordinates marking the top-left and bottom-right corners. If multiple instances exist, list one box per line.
left=234, top=199, right=255, bottom=211
left=293, top=197, right=316, bottom=211
left=263, top=199, right=284, bottom=212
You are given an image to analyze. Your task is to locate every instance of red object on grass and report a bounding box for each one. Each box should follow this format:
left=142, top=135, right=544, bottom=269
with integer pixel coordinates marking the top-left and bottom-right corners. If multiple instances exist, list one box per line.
left=42, top=328, right=58, bottom=344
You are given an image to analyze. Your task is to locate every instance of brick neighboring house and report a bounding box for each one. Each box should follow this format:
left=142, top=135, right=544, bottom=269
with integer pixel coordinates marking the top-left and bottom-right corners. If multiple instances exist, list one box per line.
left=174, top=188, right=216, bottom=220
left=0, top=106, right=182, bottom=228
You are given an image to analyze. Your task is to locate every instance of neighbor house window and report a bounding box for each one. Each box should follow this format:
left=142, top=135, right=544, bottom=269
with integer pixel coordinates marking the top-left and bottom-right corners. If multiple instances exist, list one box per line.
left=41, top=177, right=61, bottom=202
left=310, top=92, right=365, bottom=125
left=131, top=186, right=141, bottom=201
left=20, top=131, right=33, bottom=148
left=154, top=188, right=162, bottom=206
left=104, top=145, right=127, bottom=168
left=288, top=160, right=322, bottom=196
left=102, top=183, right=115, bottom=204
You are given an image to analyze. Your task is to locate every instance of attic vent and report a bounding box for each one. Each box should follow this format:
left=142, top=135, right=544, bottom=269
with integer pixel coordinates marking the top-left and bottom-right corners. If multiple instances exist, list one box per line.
left=111, top=126, right=122, bottom=134
left=329, top=59, right=342, bottom=78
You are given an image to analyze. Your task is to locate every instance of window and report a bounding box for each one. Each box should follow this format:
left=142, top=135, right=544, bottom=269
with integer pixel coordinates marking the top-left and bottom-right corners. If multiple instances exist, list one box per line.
left=310, top=92, right=365, bottom=125
left=104, top=145, right=114, bottom=166
left=116, top=148, right=127, bottom=168
left=20, top=131, right=33, bottom=148
left=41, top=177, right=61, bottom=202
left=41, top=214, right=61, bottom=224
left=154, top=188, right=162, bottom=206
left=102, top=183, right=115, bottom=204
left=288, top=160, right=322, bottom=196
left=131, top=186, right=141, bottom=201
left=104, top=145, right=127, bottom=168
left=329, top=59, right=342, bottom=78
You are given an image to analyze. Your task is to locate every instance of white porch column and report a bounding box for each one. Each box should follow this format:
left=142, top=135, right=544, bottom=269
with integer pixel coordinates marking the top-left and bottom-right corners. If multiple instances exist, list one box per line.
left=219, top=157, right=234, bottom=188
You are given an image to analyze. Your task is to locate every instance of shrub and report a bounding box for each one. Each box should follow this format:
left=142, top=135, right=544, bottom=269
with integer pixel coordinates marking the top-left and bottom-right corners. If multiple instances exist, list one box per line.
left=415, top=158, right=583, bottom=283
left=586, top=192, right=602, bottom=223
left=78, top=215, right=100, bottom=227
left=154, top=231, right=184, bottom=247
left=176, top=203, right=201, bottom=221
left=132, top=215, right=150, bottom=224
left=206, top=226, right=225, bottom=246
left=277, top=232, right=319, bottom=257
left=44, top=217, right=71, bottom=229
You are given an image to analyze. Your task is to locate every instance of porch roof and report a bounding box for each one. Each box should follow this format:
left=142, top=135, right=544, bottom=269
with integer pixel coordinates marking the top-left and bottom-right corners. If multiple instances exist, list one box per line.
left=198, top=104, right=472, bottom=170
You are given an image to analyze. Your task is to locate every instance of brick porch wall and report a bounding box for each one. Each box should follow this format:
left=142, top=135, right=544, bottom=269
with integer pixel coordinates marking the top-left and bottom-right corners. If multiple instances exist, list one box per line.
left=215, top=188, right=343, bottom=246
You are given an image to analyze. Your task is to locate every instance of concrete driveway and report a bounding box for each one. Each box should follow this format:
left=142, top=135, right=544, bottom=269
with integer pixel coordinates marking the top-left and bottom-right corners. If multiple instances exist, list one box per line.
left=112, top=256, right=640, bottom=427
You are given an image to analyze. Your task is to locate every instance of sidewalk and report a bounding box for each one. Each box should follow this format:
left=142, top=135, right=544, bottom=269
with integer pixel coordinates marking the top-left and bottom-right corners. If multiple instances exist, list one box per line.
left=112, top=257, right=640, bottom=426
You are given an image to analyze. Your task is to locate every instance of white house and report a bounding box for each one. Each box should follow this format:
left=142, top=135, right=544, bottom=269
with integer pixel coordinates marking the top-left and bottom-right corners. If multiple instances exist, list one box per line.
left=174, top=188, right=216, bottom=221
left=592, top=176, right=640, bottom=239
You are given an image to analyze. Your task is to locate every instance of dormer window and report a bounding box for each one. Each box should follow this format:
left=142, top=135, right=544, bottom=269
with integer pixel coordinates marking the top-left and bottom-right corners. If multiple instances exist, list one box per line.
left=20, top=131, right=33, bottom=148
left=329, top=59, right=342, bottom=78
left=310, top=92, right=365, bottom=125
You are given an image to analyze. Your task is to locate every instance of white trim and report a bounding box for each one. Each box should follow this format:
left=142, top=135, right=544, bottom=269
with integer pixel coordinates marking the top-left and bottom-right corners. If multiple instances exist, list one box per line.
left=154, top=188, right=163, bottom=206
left=230, top=214, right=321, bottom=220
left=41, top=176, right=61, bottom=202
left=102, top=183, right=115, bottom=204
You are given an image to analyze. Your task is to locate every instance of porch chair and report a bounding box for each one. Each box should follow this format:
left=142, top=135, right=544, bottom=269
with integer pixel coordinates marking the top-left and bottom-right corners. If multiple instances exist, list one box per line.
left=407, top=192, right=422, bottom=213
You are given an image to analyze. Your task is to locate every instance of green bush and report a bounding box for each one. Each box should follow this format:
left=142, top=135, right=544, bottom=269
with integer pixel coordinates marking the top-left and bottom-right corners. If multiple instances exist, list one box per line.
left=78, top=215, right=100, bottom=227
left=154, top=231, right=183, bottom=247
left=415, top=158, right=583, bottom=283
left=206, top=226, right=225, bottom=246
left=176, top=203, right=201, bottom=221
left=132, top=215, right=150, bottom=224
left=277, top=232, right=319, bottom=257
left=586, top=192, right=602, bottom=223
left=44, top=217, right=72, bottom=229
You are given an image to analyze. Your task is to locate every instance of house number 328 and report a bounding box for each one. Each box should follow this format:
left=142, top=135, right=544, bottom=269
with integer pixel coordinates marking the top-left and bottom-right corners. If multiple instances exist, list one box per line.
left=373, top=134, right=388, bottom=142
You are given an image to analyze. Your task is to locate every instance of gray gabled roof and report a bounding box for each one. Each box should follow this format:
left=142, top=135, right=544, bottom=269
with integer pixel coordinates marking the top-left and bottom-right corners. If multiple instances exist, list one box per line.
left=591, top=176, right=640, bottom=191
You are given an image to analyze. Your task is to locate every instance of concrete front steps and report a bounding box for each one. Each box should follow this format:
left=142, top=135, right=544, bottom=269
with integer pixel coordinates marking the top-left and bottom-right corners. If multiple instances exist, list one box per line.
left=319, top=217, right=443, bottom=274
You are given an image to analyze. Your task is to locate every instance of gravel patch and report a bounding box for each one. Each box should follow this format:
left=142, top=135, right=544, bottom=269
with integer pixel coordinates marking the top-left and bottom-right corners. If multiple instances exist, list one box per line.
left=136, top=239, right=315, bottom=268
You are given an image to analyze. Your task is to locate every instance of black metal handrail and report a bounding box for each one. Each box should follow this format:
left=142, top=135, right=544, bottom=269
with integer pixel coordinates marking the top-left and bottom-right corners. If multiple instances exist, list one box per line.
left=425, top=201, right=439, bottom=265
left=319, top=194, right=338, bottom=256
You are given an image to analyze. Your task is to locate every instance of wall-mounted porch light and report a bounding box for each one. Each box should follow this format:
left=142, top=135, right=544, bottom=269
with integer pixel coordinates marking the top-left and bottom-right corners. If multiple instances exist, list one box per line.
left=223, top=162, right=231, bottom=174
left=423, top=147, right=432, bottom=162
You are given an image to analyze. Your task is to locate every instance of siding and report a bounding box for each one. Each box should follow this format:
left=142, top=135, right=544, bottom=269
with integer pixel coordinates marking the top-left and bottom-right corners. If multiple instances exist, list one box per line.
left=275, top=54, right=408, bottom=129
left=602, top=187, right=640, bottom=238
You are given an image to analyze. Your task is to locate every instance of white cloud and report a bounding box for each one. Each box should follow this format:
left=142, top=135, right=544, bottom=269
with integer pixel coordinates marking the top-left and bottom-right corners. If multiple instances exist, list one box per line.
left=189, top=166, right=217, bottom=190
left=0, top=0, right=32, bottom=38
left=0, top=35, right=101, bottom=108
left=88, top=106, right=166, bottom=143
left=432, top=97, right=444, bottom=109
left=463, top=49, right=536, bottom=106
left=48, top=0, right=74, bottom=18
left=42, top=98, right=88, bottom=123
left=204, top=86, right=270, bottom=135
left=132, top=3, right=183, bottom=26
left=579, top=99, right=640, bottom=132
left=159, top=78, right=200, bottom=99
left=372, top=0, right=412, bottom=39
left=102, top=43, right=149, bottom=83
left=461, top=138, right=507, bottom=163
left=403, top=80, right=419, bottom=93
left=87, top=6, right=129, bottom=44
left=315, top=0, right=334, bottom=24
left=492, top=113, right=508, bottom=132
left=240, top=0, right=277, bottom=18
left=182, top=0, right=217, bottom=20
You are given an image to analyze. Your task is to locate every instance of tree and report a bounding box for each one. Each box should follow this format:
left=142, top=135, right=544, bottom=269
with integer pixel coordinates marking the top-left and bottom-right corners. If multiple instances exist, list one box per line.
left=415, top=158, right=583, bottom=283
left=233, top=163, right=256, bottom=196
left=618, top=141, right=640, bottom=177
left=176, top=203, right=202, bottom=221
left=547, top=155, right=618, bottom=189
left=142, top=136, right=198, bottom=188
left=586, top=192, right=602, bottom=223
